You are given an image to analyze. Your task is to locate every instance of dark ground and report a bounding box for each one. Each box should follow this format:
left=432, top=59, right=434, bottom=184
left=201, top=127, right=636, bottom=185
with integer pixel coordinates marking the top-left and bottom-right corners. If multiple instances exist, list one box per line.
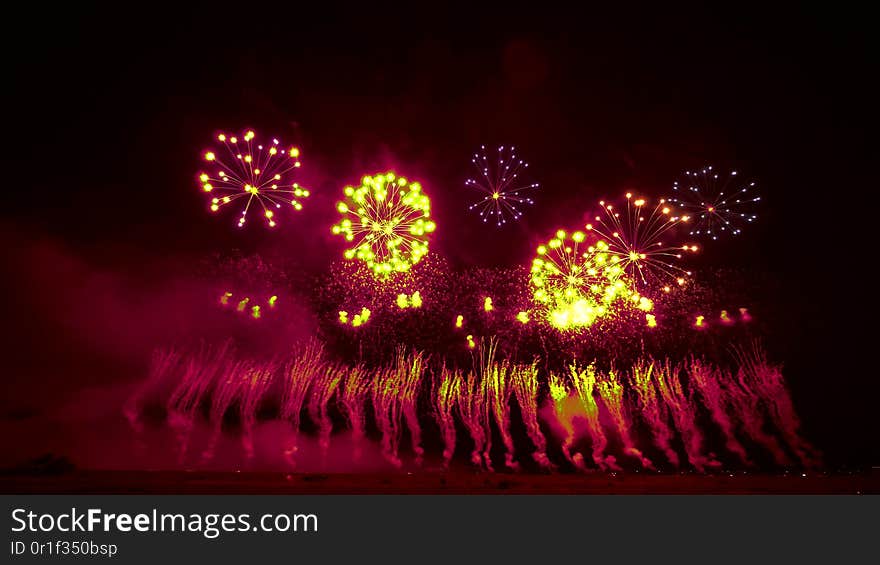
left=3, top=470, right=877, bottom=495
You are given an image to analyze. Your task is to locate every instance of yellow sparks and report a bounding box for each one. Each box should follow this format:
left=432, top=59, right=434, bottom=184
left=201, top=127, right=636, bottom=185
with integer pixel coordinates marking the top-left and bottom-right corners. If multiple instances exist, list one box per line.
left=198, top=130, right=308, bottom=228
left=530, top=228, right=637, bottom=330
left=331, top=172, right=436, bottom=276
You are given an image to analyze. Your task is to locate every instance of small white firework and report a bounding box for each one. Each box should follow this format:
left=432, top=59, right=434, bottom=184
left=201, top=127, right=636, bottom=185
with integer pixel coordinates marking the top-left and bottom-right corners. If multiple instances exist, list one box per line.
left=466, top=145, right=539, bottom=226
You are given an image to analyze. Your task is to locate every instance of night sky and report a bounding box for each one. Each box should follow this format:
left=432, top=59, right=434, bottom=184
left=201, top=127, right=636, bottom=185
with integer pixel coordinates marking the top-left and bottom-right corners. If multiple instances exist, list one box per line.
left=2, top=6, right=874, bottom=467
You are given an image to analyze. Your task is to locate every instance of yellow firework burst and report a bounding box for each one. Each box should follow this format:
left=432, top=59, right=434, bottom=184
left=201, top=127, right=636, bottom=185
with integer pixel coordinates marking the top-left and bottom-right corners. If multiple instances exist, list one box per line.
left=199, top=130, right=310, bottom=228
left=530, top=229, right=649, bottom=330
left=331, top=172, right=436, bottom=276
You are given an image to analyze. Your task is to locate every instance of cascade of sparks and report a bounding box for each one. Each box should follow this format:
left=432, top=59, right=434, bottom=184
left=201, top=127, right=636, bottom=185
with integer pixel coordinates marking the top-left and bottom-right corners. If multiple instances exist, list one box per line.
left=434, top=366, right=460, bottom=468
left=307, top=365, right=343, bottom=460
left=201, top=357, right=254, bottom=463
left=586, top=193, right=697, bottom=288
left=688, top=360, right=750, bottom=465
left=332, top=172, right=436, bottom=276
left=595, top=369, right=655, bottom=469
left=466, top=145, right=539, bottom=226
left=653, top=360, right=720, bottom=472
left=456, top=367, right=492, bottom=469
left=669, top=166, right=760, bottom=240
left=338, top=366, right=370, bottom=462
left=370, top=349, right=426, bottom=467
left=568, top=363, right=621, bottom=471
left=280, top=341, right=325, bottom=466
left=165, top=342, right=232, bottom=464
left=480, top=339, right=519, bottom=470
left=631, top=360, right=680, bottom=467
left=199, top=130, right=309, bottom=228
left=548, top=373, right=582, bottom=469
left=238, top=363, right=275, bottom=461
left=134, top=343, right=818, bottom=471
left=509, top=361, right=552, bottom=469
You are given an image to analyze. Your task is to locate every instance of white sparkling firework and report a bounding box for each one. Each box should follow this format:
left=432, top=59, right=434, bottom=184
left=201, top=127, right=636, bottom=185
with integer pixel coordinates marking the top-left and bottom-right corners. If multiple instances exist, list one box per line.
left=668, top=166, right=760, bottom=240
left=199, top=130, right=309, bottom=228
left=466, top=145, right=539, bottom=226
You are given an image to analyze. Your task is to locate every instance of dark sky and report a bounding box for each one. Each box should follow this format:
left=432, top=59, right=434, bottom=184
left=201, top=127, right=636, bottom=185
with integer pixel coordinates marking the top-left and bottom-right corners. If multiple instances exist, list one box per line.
left=8, top=5, right=873, bottom=260
left=2, top=6, right=875, bottom=465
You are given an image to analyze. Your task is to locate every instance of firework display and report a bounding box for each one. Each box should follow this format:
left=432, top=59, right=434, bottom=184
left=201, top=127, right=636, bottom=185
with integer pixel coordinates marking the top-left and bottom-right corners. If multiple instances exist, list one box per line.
left=128, top=341, right=815, bottom=472
left=166, top=129, right=805, bottom=475
left=199, top=130, right=310, bottom=228
left=669, top=166, right=760, bottom=240
left=529, top=228, right=651, bottom=330
left=14, top=13, right=865, bottom=518
left=332, top=172, right=436, bottom=276
left=586, top=193, right=698, bottom=288
left=466, top=145, right=539, bottom=226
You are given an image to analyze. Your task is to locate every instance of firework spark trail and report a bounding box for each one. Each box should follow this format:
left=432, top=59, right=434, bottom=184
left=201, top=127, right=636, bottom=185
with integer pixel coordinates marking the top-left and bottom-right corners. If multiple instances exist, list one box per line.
left=735, top=344, right=820, bottom=467
left=307, top=363, right=343, bottom=463
left=478, top=339, right=518, bottom=470
left=371, top=364, right=403, bottom=468
left=548, top=373, right=584, bottom=470
left=433, top=366, right=459, bottom=468
left=125, top=348, right=182, bottom=435
left=166, top=342, right=232, bottom=464
left=133, top=341, right=815, bottom=471
left=364, top=350, right=427, bottom=467
left=654, top=361, right=720, bottom=472
left=456, top=369, right=492, bottom=470
left=239, top=362, right=275, bottom=462
left=723, top=367, right=791, bottom=466
left=484, top=355, right=519, bottom=470
left=202, top=358, right=253, bottom=463
left=688, top=360, right=751, bottom=465
left=399, top=350, right=426, bottom=466
left=569, top=363, right=620, bottom=471
left=338, top=366, right=370, bottom=462
left=281, top=341, right=324, bottom=467
left=510, top=361, right=553, bottom=469
left=631, top=360, right=680, bottom=467
left=596, top=369, right=654, bottom=469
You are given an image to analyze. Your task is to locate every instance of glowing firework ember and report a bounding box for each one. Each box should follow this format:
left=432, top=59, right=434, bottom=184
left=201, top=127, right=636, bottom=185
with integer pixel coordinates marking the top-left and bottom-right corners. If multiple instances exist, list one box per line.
left=332, top=172, right=436, bottom=275
left=199, top=130, right=310, bottom=228
left=586, top=193, right=697, bottom=288
left=669, top=166, right=760, bottom=240
left=530, top=228, right=648, bottom=330
left=466, top=145, right=539, bottom=226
